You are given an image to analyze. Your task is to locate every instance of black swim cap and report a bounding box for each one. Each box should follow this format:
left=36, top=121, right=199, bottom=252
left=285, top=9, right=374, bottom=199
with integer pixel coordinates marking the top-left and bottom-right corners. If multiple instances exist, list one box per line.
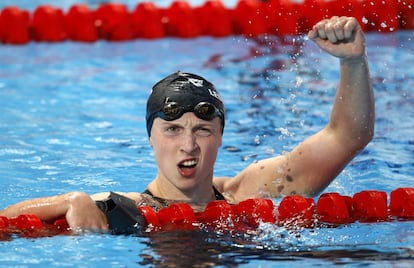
left=146, top=71, right=225, bottom=136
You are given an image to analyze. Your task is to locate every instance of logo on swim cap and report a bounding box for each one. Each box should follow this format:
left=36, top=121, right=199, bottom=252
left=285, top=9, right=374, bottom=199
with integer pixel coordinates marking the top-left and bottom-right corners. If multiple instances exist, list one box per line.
left=188, top=78, right=204, bottom=87
left=207, top=88, right=222, bottom=102
left=179, top=74, right=223, bottom=102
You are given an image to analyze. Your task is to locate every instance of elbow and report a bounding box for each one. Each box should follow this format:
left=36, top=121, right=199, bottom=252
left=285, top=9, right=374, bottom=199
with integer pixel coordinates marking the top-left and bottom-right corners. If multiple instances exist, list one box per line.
left=346, top=114, right=375, bottom=152
left=350, top=131, right=373, bottom=155
left=365, top=128, right=374, bottom=145
left=357, top=123, right=375, bottom=150
left=330, top=121, right=375, bottom=153
left=359, top=110, right=375, bottom=148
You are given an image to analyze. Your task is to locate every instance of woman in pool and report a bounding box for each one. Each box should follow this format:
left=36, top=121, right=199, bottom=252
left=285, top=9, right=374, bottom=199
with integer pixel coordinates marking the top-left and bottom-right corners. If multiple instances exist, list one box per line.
left=0, top=16, right=374, bottom=231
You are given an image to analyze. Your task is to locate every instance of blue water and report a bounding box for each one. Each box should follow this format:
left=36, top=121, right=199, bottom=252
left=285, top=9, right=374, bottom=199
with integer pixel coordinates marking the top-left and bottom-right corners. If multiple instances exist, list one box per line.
left=1, top=0, right=414, bottom=267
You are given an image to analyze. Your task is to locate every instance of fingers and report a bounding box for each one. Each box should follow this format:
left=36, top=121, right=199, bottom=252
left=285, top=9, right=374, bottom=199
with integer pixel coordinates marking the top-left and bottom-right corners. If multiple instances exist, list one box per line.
left=309, top=16, right=360, bottom=43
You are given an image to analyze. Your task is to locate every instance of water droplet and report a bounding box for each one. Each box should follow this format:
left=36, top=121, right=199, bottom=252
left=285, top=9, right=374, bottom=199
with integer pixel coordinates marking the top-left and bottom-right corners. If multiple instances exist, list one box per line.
left=362, top=17, right=368, bottom=24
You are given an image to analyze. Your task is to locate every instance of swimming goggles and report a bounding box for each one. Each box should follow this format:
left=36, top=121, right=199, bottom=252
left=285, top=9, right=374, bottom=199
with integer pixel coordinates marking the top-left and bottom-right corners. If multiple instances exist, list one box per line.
left=157, top=101, right=224, bottom=122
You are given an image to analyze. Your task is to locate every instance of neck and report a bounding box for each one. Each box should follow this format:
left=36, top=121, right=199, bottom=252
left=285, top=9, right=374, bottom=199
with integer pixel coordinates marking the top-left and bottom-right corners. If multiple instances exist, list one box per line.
left=147, top=178, right=215, bottom=203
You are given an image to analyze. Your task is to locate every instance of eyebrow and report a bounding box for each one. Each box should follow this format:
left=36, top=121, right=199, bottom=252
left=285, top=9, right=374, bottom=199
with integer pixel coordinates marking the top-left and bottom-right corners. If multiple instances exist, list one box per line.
left=158, top=119, right=218, bottom=130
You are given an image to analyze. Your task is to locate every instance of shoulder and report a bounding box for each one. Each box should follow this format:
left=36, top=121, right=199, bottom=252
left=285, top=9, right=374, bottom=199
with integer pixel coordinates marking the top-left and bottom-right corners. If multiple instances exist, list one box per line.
left=213, top=155, right=288, bottom=202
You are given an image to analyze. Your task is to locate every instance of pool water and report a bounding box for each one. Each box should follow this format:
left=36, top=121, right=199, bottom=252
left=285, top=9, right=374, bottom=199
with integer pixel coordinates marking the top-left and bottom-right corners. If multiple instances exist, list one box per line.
left=1, top=0, right=414, bottom=267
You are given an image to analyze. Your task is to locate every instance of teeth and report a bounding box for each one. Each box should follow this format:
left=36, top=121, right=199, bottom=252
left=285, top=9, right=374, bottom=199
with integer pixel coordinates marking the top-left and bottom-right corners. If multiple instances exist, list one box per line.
left=181, top=160, right=196, bottom=167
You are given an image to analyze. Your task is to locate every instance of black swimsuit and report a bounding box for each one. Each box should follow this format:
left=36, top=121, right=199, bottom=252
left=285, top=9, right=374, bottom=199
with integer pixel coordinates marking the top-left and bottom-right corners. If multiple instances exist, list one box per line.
left=139, top=185, right=226, bottom=211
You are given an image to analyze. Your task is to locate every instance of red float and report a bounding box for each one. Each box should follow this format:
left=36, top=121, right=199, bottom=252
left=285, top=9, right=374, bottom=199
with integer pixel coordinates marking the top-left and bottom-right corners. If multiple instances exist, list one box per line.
left=165, top=0, right=201, bottom=38
left=301, top=0, right=329, bottom=29
left=1, top=187, right=414, bottom=239
left=389, top=188, right=414, bottom=218
left=316, top=193, right=353, bottom=224
left=263, top=0, right=302, bottom=35
left=234, top=198, right=275, bottom=227
left=51, top=216, right=70, bottom=231
left=132, top=2, right=165, bottom=39
left=138, top=206, right=161, bottom=230
left=0, top=216, right=8, bottom=229
left=363, top=0, right=400, bottom=32
left=199, top=200, right=235, bottom=228
left=0, top=6, right=30, bottom=44
left=156, top=203, right=196, bottom=230
left=31, top=5, right=66, bottom=42
left=196, top=0, right=233, bottom=37
left=352, top=190, right=388, bottom=222
left=95, top=3, right=133, bottom=41
left=232, top=0, right=267, bottom=36
left=8, top=214, right=43, bottom=230
left=65, top=4, right=98, bottom=42
left=398, top=0, right=414, bottom=29
left=277, top=195, right=315, bottom=227
left=0, top=0, right=413, bottom=44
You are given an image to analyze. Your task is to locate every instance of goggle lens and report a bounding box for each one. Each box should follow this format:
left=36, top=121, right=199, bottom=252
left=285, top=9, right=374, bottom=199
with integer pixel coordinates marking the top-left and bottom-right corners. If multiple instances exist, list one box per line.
left=159, top=102, right=222, bottom=122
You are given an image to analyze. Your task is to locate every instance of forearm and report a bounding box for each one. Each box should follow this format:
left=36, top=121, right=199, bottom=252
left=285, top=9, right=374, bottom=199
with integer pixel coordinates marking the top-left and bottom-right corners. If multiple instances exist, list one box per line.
left=329, top=55, right=374, bottom=150
left=0, top=192, right=89, bottom=221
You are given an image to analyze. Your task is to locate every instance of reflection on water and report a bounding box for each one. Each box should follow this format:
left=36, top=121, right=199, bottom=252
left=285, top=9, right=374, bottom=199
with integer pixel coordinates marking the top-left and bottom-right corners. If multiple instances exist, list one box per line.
left=138, top=228, right=414, bottom=267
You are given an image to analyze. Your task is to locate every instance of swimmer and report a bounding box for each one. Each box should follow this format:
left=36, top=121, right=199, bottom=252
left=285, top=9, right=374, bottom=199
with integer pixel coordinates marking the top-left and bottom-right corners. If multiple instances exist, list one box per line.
left=0, top=16, right=374, bottom=231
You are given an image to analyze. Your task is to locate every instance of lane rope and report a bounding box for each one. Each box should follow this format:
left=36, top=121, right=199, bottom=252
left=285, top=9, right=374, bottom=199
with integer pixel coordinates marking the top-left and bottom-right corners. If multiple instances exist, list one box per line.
left=0, top=0, right=413, bottom=44
left=1, top=187, right=413, bottom=239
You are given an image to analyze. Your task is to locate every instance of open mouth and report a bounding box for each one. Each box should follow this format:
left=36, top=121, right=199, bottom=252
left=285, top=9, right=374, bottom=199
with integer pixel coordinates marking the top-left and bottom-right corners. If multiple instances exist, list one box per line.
left=178, top=159, right=197, bottom=169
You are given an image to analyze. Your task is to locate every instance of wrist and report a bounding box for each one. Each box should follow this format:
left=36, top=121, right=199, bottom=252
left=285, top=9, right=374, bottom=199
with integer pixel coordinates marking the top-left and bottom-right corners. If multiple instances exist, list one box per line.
left=340, top=54, right=368, bottom=66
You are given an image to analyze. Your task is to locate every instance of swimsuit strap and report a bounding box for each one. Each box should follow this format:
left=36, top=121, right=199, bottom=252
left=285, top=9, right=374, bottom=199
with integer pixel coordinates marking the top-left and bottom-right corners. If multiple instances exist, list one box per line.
left=142, top=185, right=226, bottom=201
left=142, top=189, right=170, bottom=208
left=212, top=185, right=226, bottom=200
left=142, top=189, right=154, bottom=196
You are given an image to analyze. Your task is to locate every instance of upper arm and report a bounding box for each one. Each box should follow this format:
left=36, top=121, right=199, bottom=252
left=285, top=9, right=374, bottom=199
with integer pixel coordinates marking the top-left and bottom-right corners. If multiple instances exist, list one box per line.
left=219, top=125, right=360, bottom=202
left=280, top=126, right=358, bottom=195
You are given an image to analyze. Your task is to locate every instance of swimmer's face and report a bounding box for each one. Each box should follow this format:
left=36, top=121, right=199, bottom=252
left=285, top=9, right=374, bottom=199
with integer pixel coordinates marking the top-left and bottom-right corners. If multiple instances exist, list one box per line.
left=149, top=112, right=222, bottom=192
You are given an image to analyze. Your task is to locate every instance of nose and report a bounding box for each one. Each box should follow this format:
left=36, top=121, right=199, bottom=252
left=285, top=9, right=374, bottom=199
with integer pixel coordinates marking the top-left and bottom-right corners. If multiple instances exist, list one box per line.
left=180, top=131, right=199, bottom=154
